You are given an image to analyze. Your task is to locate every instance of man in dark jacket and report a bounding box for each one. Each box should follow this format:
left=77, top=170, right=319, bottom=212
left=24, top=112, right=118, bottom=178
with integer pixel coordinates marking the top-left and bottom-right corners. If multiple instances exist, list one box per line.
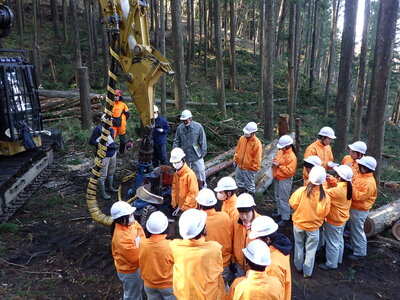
left=152, top=105, right=171, bottom=167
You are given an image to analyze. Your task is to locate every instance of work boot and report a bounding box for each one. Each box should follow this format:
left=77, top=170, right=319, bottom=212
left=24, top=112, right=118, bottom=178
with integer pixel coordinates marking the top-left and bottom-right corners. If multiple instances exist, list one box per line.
left=106, top=176, right=118, bottom=193
left=118, top=143, right=126, bottom=157
left=98, top=179, right=111, bottom=200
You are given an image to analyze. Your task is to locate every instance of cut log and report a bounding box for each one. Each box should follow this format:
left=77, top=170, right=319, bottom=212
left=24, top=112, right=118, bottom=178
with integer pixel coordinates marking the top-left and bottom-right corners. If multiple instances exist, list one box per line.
left=364, top=199, right=400, bottom=237
left=204, top=149, right=235, bottom=170
left=392, top=220, right=400, bottom=241
left=278, top=114, right=289, bottom=136
left=205, top=160, right=233, bottom=178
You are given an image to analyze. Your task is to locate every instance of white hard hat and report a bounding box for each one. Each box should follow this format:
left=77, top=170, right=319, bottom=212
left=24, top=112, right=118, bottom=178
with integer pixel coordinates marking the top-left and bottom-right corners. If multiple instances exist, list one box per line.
left=249, top=216, right=278, bottom=239
left=236, top=193, right=256, bottom=208
left=214, top=177, right=238, bottom=192
left=308, top=165, right=326, bottom=185
left=196, top=188, right=217, bottom=206
left=180, top=109, right=193, bottom=120
left=154, top=105, right=159, bottom=112
left=304, top=155, right=322, bottom=166
left=146, top=211, right=168, bottom=234
left=242, top=240, right=271, bottom=266
left=356, top=156, right=377, bottom=171
left=348, top=141, right=367, bottom=154
left=179, top=209, right=207, bottom=239
left=277, top=135, right=293, bottom=149
left=243, top=122, right=258, bottom=134
left=333, top=165, right=353, bottom=182
left=318, top=126, right=336, bottom=139
left=170, top=147, right=186, bottom=163
left=110, top=201, right=136, bottom=220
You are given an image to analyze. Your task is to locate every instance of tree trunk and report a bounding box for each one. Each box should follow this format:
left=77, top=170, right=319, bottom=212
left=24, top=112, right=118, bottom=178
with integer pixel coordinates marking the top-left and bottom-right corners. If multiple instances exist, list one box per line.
left=91, top=0, right=99, bottom=59
left=99, top=2, right=109, bottom=87
left=160, top=0, right=167, bottom=116
left=287, top=0, right=295, bottom=131
left=334, top=0, right=358, bottom=157
left=392, top=221, right=400, bottom=241
left=50, top=0, right=61, bottom=40
left=366, top=0, right=399, bottom=181
left=263, top=0, right=275, bottom=140
left=70, top=0, right=82, bottom=68
left=32, top=0, right=41, bottom=84
left=364, top=199, right=400, bottom=237
left=203, top=0, right=208, bottom=76
left=259, top=0, right=265, bottom=113
left=62, top=0, right=68, bottom=41
left=214, top=0, right=226, bottom=117
left=77, top=67, right=92, bottom=130
left=308, top=0, right=318, bottom=93
left=190, top=0, right=195, bottom=60
left=16, top=0, right=24, bottom=43
left=186, top=0, right=192, bottom=81
left=171, top=0, right=187, bottom=110
left=275, top=0, right=287, bottom=59
left=228, top=0, right=237, bottom=89
left=154, top=0, right=159, bottom=48
left=293, top=0, right=302, bottom=116
left=353, top=0, right=370, bottom=141
left=84, top=0, right=94, bottom=71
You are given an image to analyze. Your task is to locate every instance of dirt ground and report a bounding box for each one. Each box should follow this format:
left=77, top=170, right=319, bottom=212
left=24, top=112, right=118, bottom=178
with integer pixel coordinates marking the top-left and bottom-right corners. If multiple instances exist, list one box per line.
left=1, top=152, right=400, bottom=299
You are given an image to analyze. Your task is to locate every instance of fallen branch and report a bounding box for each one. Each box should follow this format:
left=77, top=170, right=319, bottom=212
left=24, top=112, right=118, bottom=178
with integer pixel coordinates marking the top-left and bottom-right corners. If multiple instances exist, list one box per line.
left=0, top=258, right=27, bottom=268
left=375, top=235, right=400, bottom=248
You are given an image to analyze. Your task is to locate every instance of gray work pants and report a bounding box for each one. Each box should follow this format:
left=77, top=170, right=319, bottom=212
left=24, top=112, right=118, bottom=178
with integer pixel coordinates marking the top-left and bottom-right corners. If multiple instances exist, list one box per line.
left=274, top=177, right=293, bottom=220
left=324, top=222, right=345, bottom=268
left=188, top=158, right=206, bottom=185
left=293, top=225, right=319, bottom=277
left=235, top=167, right=256, bottom=193
left=349, top=208, right=369, bottom=256
left=100, top=152, right=117, bottom=180
left=144, top=286, right=176, bottom=300
left=117, top=269, right=143, bottom=300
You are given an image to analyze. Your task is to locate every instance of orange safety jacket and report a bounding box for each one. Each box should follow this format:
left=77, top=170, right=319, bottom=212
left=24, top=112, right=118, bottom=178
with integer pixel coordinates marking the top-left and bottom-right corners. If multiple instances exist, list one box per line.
left=111, top=101, right=129, bottom=137
left=302, top=140, right=334, bottom=180
left=111, top=221, right=145, bottom=274
left=342, top=155, right=361, bottom=178
left=139, top=234, right=174, bottom=289
left=227, top=270, right=284, bottom=300
left=221, top=194, right=238, bottom=220
left=233, top=135, right=262, bottom=172
left=232, top=211, right=259, bottom=270
left=204, top=209, right=233, bottom=267
left=289, top=186, right=331, bottom=231
left=266, top=246, right=291, bottom=300
left=170, top=237, right=226, bottom=300
left=351, top=172, right=377, bottom=211
left=325, top=182, right=351, bottom=226
left=171, top=163, right=199, bottom=211
left=273, top=147, right=298, bottom=180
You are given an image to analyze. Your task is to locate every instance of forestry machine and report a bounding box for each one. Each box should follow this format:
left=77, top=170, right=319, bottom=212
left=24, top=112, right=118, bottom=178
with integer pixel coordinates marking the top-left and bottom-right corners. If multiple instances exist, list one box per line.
left=0, top=1, right=62, bottom=222
left=87, top=0, right=173, bottom=226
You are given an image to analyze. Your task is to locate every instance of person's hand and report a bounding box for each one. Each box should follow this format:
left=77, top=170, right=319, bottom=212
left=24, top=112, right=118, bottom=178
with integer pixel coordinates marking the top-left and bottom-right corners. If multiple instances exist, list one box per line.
left=172, top=207, right=181, bottom=217
left=156, top=128, right=164, bottom=133
left=326, top=174, right=334, bottom=181
left=232, top=161, right=237, bottom=168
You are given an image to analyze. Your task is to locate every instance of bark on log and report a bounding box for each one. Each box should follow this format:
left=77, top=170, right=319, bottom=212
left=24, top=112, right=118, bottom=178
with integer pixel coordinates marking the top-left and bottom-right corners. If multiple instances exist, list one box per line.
left=364, top=199, right=400, bottom=237
left=205, top=160, right=233, bottom=178
left=204, top=149, right=235, bottom=170
left=278, top=114, right=289, bottom=136
left=392, top=220, right=400, bottom=241
left=376, top=235, right=400, bottom=248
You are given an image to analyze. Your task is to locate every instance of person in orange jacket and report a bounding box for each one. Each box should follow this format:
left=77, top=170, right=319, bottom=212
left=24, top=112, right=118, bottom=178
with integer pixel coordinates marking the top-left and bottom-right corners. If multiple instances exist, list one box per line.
left=272, top=135, right=298, bottom=227
left=341, top=141, right=367, bottom=178
left=249, top=216, right=292, bottom=300
left=111, top=90, right=130, bottom=156
left=318, top=165, right=353, bottom=270
left=302, top=156, right=322, bottom=185
left=170, top=209, right=226, bottom=300
left=232, top=193, right=259, bottom=277
left=289, top=166, right=331, bottom=278
left=214, top=176, right=239, bottom=220
left=233, top=122, right=262, bottom=195
left=196, top=188, right=233, bottom=289
left=303, top=126, right=336, bottom=181
left=139, top=211, right=176, bottom=300
left=110, top=201, right=145, bottom=300
left=170, top=147, right=199, bottom=216
left=347, top=156, right=377, bottom=261
left=227, top=240, right=284, bottom=300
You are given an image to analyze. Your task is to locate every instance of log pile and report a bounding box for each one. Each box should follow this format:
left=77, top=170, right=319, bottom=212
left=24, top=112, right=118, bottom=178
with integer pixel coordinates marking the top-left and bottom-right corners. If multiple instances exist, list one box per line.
left=364, top=199, right=400, bottom=238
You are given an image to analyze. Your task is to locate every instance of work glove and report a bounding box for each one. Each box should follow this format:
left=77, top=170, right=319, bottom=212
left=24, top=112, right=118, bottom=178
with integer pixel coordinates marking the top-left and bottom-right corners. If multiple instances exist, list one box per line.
left=327, top=162, right=339, bottom=168
left=156, top=128, right=164, bottom=133
left=172, top=207, right=181, bottom=217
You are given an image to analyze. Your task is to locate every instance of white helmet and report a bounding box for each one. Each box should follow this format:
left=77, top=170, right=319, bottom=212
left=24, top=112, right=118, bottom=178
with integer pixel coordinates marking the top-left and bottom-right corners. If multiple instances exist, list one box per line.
left=318, top=126, right=336, bottom=139
left=110, top=201, right=136, bottom=220
left=243, top=122, right=258, bottom=134
left=146, top=211, right=168, bottom=234
left=277, top=135, right=293, bottom=149
left=249, top=216, right=278, bottom=239
left=170, top=147, right=186, bottom=163
left=154, top=105, right=159, bottom=113
left=242, top=240, right=271, bottom=266
left=308, top=165, right=326, bottom=185
left=236, top=193, right=256, bottom=208
left=179, top=209, right=207, bottom=239
left=196, top=188, right=217, bottom=206
left=214, top=177, right=238, bottom=192
left=180, top=109, right=193, bottom=120
left=356, top=156, right=377, bottom=171
left=348, top=141, right=367, bottom=154
left=333, top=165, right=353, bottom=182
left=304, top=155, right=322, bottom=166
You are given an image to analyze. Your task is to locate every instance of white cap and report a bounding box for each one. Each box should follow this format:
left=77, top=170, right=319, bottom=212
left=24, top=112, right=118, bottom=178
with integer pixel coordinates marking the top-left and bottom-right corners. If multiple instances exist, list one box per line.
left=146, top=211, right=168, bottom=234
left=348, top=141, right=367, bottom=154
left=249, top=216, right=278, bottom=239
left=179, top=209, right=207, bottom=239
left=277, top=135, right=293, bottom=149
left=154, top=105, right=159, bottom=112
left=333, top=165, right=353, bottom=182
left=196, top=188, right=217, bottom=206
left=236, top=193, right=256, bottom=208
left=304, top=155, right=322, bottom=166
left=180, top=109, right=193, bottom=120
left=170, top=147, right=186, bottom=163
left=214, top=177, right=238, bottom=192
left=243, top=122, right=258, bottom=134
left=242, top=240, right=271, bottom=266
left=110, top=201, right=136, bottom=220
left=308, top=165, right=326, bottom=185
left=318, top=126, right=336, bottom=139
left=356, top=156, right=377, bottom=171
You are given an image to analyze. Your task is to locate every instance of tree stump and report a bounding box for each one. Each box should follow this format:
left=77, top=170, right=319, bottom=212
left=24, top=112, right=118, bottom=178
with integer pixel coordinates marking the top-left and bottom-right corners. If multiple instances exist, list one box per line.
left=392, top=220, right=400, bottom=241
left=364, top=199, right=400, bottom=237
left=278, top=114, right=289, bottom=136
